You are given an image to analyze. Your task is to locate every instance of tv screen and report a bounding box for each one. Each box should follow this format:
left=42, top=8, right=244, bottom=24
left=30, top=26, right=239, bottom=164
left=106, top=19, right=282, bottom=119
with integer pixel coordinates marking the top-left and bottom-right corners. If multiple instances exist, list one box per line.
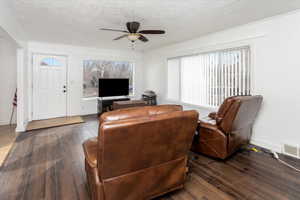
left=99, top=78, right=129, bottom=97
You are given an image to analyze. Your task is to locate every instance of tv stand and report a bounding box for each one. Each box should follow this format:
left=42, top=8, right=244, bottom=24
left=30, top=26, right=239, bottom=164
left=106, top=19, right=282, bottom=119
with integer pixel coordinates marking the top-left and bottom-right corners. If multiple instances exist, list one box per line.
left=97, top=97, right=130, bottom=115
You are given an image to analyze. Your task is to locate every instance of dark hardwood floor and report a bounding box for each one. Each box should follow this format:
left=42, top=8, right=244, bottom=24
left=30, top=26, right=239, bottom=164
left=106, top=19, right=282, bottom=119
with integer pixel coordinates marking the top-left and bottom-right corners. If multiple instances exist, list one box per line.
left=1, top=115, right=300, bottom=200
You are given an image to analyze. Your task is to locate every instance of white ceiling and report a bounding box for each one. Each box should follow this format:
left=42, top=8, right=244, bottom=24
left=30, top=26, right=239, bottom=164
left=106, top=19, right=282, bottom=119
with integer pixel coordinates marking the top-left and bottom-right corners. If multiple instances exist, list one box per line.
left=0, top=28, right=4, bottom=39
left=10, top=0, right=300, bottom=50
left=0, top=26, right=16, bottom=44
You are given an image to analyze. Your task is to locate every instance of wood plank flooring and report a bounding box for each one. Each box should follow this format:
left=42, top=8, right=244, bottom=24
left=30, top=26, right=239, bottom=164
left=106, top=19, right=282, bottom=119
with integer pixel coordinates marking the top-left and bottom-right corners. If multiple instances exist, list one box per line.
left=0, top=124, right=17, bottom=166
left=0, top=115, right=300, bottom=200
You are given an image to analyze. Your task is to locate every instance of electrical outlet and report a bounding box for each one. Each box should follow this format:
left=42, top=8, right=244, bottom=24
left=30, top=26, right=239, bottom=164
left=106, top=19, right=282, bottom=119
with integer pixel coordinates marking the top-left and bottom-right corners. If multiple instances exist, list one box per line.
left=282, top=143, right=299, bottom=159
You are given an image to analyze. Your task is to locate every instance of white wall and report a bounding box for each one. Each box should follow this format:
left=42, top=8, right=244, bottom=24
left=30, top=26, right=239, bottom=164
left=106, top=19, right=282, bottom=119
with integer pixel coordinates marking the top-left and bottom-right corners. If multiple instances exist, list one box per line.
left=0, top=35, right=18, bottom=125
left=16, top=44, right=29, bottom=132
left=143, top=10, right=300, bottom=152
left=0, top=0, right=25, bottom=43
left=26, top=42, right=144, bottom=119
left=0, top=1, right=27, bottom=131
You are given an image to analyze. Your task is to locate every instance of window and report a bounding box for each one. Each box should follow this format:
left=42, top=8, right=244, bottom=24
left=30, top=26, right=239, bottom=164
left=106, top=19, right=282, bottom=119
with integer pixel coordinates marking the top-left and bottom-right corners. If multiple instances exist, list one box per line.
left=167, top=46, right=251, bottom=107
left=83, top=60, right=134, bottom=98
left=40, top=57, right=62, bottom=66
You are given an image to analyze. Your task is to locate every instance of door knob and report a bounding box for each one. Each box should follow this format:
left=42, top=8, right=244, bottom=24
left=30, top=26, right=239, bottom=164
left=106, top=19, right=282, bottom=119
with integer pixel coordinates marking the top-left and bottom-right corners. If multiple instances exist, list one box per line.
left=63, top=90, right=67, bottom=93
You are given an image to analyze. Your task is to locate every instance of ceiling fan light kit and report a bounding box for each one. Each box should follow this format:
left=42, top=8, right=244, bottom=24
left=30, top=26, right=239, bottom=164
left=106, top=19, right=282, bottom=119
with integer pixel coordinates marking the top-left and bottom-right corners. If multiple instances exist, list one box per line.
left=100, top=21, right=165, bottom=45
left=127, top=33, right=140, bottom=42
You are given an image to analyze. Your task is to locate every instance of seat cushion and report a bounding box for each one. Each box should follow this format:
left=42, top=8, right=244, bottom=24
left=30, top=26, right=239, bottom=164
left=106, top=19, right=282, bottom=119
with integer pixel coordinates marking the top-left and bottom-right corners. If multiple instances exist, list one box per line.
left=199, top=118, right=219, bottom=131
left=200, top=116, right=217, bottom=126
left=83, top=137, right=98, bottom=168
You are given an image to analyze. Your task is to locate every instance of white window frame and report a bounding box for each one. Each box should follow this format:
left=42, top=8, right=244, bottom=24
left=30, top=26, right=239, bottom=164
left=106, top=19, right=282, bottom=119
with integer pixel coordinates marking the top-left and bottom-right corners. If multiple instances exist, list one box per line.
left=82, top=61, right=135, bottom=100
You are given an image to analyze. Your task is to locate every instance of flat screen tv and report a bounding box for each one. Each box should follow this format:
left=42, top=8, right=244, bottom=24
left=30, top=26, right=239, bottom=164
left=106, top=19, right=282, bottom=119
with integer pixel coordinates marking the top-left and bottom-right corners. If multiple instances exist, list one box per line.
left=99, top=78, right=129, bottom=97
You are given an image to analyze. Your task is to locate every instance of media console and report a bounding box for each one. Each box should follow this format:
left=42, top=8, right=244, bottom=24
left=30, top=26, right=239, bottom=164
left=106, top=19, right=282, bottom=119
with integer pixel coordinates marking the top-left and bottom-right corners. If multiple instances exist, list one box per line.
left=97, top=97, right=130, bottom=115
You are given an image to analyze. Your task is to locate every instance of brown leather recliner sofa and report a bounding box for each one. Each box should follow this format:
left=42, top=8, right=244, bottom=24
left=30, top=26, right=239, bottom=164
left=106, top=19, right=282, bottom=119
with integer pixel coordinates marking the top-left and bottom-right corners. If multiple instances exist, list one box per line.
left=83, top=105, right=199, bottom=200
left=191, top=95, right=263, bottom=159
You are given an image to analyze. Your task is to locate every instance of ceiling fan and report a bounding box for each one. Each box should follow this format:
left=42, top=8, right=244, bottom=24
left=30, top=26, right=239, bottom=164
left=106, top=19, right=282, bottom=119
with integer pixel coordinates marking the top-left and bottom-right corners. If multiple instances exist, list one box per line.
left=100, top=21, right=165, bottom=43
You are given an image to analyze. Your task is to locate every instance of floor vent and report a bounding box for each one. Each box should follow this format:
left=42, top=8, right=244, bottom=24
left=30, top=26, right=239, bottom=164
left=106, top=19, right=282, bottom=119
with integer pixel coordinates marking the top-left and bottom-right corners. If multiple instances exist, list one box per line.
left=282, top=144, right=299, bottom=159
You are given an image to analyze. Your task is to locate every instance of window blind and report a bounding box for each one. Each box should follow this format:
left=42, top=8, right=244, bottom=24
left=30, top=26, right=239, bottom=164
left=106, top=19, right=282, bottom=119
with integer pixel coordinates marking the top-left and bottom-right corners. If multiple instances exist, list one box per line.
left=168, top=46, right=251, bottom=107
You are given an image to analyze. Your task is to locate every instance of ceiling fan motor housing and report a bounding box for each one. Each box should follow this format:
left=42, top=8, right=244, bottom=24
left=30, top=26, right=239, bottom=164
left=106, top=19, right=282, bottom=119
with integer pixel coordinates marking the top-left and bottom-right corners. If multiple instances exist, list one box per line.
left=100, top=21, right=165, bottom=43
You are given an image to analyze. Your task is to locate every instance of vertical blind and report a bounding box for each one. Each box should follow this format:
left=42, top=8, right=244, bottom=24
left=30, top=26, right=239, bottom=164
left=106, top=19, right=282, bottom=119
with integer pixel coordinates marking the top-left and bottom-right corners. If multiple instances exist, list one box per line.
left=167, top=46, right=251, bottom=107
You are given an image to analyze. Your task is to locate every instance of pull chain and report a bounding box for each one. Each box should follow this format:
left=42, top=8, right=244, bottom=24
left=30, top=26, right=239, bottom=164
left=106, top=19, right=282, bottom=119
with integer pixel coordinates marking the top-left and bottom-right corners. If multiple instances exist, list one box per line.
left=131, top=41, right=135, bottom=50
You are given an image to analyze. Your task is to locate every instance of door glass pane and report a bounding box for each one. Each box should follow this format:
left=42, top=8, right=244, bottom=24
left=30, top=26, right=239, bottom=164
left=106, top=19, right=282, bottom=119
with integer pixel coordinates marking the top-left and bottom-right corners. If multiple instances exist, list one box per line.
left=41, top=58, right=62, bottom=66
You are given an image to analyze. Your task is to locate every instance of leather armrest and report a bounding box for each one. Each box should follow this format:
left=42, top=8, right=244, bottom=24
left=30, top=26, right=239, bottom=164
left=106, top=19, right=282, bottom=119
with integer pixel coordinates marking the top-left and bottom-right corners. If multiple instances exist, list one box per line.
left=208, top=112, right=217, bottom=120
left=198, top=120, right=219, bottom=131
left=208, top=112, right=224, bottom=125
left=198, top=120, right=227, bottom=139
left=83, top=137, right=98, bottom=168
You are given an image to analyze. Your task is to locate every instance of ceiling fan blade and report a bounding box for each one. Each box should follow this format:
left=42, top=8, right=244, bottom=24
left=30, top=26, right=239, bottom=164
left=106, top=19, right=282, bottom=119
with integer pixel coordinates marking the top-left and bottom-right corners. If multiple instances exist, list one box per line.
left=139, top=30, right=165, bottom=34
left=126, top=21, right=140, bottom=33
left=100, top=28, right=128, bottom=33
left=113, top=34, right=128, bottom=40
left=138, top=35, right=149, bottom=42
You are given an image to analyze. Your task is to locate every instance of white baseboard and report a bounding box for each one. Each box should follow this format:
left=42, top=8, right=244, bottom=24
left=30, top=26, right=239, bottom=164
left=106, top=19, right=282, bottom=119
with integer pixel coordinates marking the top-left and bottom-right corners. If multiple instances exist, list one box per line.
left=0, top=121, right=16, bottom=126
left=16, top=125, right=25, bottom=132
left=250, top=139, right=282, bottom=153
left=16, top=120, right=28, bottom=132
left=0, top=121, right=9, bottom=126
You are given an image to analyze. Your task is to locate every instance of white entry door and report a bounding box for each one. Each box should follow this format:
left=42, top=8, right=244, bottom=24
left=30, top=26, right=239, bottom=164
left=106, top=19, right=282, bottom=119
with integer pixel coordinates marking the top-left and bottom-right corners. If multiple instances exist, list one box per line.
left=32, top=54, right=67, bottom=120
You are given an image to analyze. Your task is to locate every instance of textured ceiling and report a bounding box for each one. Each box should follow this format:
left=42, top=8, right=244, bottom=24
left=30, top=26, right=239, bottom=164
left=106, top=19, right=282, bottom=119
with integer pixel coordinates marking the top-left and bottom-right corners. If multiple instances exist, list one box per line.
left=0, top=27, right=5, bottom=38
left=10, top=0, right=300, bottom=50
left=0, top=26, right=14, bottom=42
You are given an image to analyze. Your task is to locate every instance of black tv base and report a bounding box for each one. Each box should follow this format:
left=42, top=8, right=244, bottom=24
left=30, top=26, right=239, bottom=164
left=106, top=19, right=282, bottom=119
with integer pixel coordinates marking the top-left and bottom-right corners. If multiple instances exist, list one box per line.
left=97, top=97, right=130, bottom=115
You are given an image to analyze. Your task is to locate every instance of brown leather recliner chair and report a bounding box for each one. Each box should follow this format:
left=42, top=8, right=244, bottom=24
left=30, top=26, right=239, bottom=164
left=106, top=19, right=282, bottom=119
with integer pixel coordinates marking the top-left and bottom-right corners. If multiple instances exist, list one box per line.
left=83, top=105, right=199, bottom=200
left=191, top=95, right=263, bottom=159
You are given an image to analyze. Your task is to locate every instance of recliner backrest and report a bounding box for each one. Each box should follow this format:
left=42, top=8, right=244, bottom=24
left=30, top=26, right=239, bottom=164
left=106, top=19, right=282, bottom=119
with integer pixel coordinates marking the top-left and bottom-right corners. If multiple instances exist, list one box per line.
left=217, top=95, right=263, bottom=133
left=231, top=95, right=263, bottom=132
left=98, top=110, right=198, bottom=179
left=216, top=96, right=236, bottom=121
left=100, top=105, right=183, bottom=124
